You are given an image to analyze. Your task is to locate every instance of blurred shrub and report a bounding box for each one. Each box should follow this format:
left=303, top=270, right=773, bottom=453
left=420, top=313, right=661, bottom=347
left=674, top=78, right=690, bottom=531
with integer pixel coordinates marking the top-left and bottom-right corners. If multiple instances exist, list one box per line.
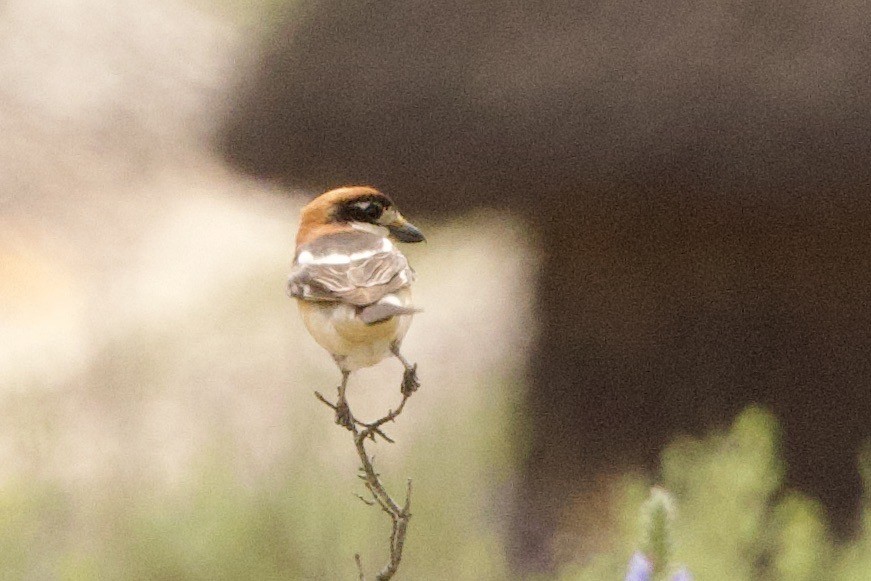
left=563, top=405, right=871, bottom=581
left=4, top=377, right=871, bottom=581
left=0, top=391, right=515, bottom=580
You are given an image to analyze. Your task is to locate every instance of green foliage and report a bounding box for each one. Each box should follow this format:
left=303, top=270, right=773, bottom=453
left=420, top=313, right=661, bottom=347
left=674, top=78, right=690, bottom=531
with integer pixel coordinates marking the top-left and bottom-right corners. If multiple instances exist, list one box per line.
left=832, top=445, right=871, bottom=581
left=664, top=406, right=784, bottom=580
left=640, top=487, right=675, bottom=578
left=768, top=494, right=832, bottom=581
left=562, top=406, right=871, bottom=581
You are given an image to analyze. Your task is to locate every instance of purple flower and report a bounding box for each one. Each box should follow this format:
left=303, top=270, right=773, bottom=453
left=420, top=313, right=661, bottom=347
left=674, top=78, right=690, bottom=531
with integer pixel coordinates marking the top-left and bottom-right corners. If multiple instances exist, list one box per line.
left=625, top=552, right=653, bottom=581
left=625, top=552, right=693, bottom=581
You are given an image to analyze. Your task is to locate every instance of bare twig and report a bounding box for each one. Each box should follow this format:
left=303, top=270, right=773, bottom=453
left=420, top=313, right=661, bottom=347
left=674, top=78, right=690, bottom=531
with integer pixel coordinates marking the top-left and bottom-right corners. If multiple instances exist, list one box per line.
left=315, top=377, right=416, bottom=580
left=355, top=554, right=366, bottom=581
left=355, top=493, right=376, bottom=507
left=314, top=391, right=397, bottom=443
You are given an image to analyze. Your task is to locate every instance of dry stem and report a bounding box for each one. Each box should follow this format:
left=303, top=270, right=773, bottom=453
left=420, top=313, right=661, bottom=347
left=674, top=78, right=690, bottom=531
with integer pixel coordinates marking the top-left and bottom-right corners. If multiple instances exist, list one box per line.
left=314, top=386, right=415, bottom=580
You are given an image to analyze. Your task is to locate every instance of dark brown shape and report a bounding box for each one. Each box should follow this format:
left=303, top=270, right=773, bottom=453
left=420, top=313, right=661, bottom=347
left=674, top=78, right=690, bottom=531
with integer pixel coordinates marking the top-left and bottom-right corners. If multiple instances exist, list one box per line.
left=219, top=0, right=871, bottom=570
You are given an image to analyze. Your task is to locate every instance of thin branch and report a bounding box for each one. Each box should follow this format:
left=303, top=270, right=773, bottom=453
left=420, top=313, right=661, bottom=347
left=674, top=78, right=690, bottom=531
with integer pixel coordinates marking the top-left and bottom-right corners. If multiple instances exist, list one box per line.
left=315, top=375, right=417, bottom=581
left=314, top=391, right=396, bottom=443
left=358, top=392, right=412, bottom=440
left=355, top=554, right=366, bottom=581
left=355, top=493, right=376, bottom=507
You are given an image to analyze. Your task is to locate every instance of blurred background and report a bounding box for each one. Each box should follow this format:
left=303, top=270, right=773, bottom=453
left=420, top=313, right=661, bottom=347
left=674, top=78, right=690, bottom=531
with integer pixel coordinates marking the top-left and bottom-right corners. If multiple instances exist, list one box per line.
left=5, top=0, right=871, bottom=579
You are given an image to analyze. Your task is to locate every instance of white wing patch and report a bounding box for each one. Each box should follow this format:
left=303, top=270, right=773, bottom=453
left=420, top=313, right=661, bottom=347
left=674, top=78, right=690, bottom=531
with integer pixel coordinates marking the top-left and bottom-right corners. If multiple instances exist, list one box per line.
left=288, top=232, right=413, bottom=306
left=297, top=237, right=394, bottom=265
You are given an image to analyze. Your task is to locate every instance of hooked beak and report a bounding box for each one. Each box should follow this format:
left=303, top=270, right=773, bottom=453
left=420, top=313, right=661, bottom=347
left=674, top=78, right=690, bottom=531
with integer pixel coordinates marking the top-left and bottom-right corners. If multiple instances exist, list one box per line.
left=387, top=216, right=426, bottom=243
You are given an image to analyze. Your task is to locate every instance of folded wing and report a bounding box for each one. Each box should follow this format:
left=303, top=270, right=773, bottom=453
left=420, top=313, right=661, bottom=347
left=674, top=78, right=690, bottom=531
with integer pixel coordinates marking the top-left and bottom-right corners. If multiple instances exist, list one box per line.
left=287, top=231, right=415, bottom=306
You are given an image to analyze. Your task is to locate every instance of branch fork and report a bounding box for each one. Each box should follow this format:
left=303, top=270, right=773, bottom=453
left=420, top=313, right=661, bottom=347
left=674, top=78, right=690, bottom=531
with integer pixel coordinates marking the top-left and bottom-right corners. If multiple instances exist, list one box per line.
left=314, top=371, right=417, bottom=580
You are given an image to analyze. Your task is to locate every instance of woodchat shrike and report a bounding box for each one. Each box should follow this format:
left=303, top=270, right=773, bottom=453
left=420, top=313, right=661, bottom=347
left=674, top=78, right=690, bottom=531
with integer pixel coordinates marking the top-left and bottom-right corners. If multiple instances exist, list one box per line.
left=288, top=186, right=424, bottom=427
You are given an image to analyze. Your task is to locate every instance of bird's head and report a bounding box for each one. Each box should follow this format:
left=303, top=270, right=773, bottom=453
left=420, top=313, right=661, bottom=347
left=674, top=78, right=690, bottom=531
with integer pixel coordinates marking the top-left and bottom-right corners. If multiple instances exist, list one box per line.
left=297, top=186, right=426, bottom=245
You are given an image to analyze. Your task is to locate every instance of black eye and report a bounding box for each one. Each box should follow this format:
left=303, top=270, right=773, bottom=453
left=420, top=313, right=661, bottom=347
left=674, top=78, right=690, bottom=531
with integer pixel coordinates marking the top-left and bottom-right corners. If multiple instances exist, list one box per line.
left=354, top=201, right=383, bottom=220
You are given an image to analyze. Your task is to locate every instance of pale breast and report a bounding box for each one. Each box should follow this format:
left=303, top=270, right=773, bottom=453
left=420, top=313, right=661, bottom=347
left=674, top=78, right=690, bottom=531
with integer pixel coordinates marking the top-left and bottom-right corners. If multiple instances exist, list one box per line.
left=296, top=288, right=414, bottom=370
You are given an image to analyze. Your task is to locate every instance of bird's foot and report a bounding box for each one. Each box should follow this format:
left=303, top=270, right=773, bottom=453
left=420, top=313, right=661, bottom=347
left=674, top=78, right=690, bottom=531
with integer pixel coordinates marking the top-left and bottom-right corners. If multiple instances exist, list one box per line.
left=400, top=363, right=420, bottom=397
left=335, top=398, right=354, bottom=430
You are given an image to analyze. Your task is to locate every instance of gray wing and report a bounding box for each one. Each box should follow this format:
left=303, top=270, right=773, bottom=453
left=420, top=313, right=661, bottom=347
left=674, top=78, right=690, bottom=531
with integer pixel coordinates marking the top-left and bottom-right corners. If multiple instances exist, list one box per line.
left=287, top=231, right=415, bottom=306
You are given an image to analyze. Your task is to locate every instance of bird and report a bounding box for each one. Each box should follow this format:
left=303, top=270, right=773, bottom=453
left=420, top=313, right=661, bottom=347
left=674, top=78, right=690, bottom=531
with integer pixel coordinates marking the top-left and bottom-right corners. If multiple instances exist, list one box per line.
left=287, top=186, right=425, bottom=428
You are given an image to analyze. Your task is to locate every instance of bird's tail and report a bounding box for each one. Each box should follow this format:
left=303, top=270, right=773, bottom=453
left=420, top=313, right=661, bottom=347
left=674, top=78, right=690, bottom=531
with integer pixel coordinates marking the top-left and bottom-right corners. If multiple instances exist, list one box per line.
left=358, top=303, right=422, bottom=325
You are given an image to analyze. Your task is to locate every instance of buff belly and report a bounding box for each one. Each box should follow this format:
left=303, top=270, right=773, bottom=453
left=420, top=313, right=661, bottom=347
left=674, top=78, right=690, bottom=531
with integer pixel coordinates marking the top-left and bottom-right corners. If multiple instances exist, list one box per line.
left=296, top=288, right=413, bottom=371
